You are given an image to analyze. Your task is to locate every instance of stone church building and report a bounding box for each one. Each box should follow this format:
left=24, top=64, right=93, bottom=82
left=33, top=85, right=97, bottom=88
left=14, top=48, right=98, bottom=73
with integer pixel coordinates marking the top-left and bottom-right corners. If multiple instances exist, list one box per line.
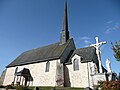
left=2, top=1, right=108, bottom=89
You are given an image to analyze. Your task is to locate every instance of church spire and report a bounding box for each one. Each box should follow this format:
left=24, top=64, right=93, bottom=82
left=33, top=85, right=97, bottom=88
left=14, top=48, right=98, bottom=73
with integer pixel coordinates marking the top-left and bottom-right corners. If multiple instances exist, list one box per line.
left=60, top=0, right=69, bottom=45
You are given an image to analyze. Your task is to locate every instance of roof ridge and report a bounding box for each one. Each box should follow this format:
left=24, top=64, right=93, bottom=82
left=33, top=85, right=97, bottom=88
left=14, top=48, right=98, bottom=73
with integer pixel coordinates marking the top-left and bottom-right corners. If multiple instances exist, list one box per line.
left=76, top=46, right=95, bottom=50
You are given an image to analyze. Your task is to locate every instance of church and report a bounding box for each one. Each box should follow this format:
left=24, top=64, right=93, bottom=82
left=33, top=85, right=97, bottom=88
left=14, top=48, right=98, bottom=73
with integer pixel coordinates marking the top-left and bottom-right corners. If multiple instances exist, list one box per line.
left=1, top=1, right=111, bottom=89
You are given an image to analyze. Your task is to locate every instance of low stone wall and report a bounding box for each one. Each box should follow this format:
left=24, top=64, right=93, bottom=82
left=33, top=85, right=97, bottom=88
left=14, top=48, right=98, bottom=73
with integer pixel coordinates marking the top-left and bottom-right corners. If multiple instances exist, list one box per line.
left=92, top=73, right=107, bottom=85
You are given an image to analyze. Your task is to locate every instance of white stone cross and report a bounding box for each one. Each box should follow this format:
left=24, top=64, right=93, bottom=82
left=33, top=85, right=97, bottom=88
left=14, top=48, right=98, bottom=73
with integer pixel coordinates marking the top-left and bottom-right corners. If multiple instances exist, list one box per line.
left=90, top=37, right=106, bottom=73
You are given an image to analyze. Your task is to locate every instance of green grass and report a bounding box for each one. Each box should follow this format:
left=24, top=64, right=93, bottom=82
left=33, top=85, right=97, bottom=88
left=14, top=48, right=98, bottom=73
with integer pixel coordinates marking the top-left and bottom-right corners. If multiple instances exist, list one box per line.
left=1, top=85, right=84, bottom=90
left=29, top=86, right=84, bottom=90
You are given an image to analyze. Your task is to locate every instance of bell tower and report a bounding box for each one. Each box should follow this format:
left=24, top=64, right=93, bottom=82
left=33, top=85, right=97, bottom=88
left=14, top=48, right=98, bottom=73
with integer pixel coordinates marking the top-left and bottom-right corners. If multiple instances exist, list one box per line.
left=60, top=0, right=69, bottom=45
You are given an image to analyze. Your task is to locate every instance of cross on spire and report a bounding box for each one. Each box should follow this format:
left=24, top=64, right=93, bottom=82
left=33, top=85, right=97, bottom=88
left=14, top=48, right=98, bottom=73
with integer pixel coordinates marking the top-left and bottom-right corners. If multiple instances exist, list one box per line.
left=90, top=37, right=106, bottom=73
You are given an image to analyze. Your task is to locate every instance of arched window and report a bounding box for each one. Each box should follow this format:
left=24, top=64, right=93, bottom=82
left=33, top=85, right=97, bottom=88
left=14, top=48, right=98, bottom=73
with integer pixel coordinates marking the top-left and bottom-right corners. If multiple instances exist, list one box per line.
left=73, top=58, right=79, bottom=71
left=45, top=61, right=50, bottom=72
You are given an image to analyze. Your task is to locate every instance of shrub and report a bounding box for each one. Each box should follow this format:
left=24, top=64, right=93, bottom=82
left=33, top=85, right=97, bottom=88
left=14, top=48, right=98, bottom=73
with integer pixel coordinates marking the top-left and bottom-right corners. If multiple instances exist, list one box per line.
left=98, top=80, right=103, bottom=88
left=6, top=85, right=15, bottom=90
left=0, top=85, right=5, bottom=88
left=101, top=80, right=120, bottom=90
left=16, top=85, right=30, bottom=90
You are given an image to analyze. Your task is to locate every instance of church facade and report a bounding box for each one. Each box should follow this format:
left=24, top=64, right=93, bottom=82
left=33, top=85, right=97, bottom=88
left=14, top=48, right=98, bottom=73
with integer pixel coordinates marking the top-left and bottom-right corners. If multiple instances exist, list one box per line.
left=2, top=2, right=107, bottom=88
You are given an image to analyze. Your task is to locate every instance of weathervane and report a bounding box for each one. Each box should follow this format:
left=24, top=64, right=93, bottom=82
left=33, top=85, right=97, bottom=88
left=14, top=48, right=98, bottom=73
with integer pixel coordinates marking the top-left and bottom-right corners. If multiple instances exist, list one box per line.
left=90, top=37, right=106, bottom=73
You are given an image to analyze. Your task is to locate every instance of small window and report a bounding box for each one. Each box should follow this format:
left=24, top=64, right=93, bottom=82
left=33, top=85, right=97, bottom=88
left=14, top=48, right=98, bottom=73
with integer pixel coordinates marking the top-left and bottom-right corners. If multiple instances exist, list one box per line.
left=45, top=61, right=50, bottom=72
left=73, top=58, right=79, bottom=71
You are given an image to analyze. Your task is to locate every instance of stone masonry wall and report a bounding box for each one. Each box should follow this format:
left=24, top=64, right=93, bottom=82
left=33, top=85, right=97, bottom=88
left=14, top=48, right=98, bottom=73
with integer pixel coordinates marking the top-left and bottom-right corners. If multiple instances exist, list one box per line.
left=3, top=59, right=59, bottom=86
left=0, top=69, right=6, bottom=85
left=65, top=54, right=90, bottom=88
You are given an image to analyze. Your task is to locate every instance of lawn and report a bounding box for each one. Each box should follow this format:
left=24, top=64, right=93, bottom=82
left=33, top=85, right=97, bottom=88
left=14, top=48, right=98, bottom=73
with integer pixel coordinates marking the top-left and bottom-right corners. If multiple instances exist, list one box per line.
left=0, top=85, right=84, bottom=90
left=29, top=86, right=84, bottom=90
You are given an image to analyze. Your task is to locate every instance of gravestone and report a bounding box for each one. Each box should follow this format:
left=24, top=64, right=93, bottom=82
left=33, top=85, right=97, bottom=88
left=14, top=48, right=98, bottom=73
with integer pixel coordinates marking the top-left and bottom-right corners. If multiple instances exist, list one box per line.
left=84, top=87, right=92, bottom=90
left=34, top=87, right=39, bottom=90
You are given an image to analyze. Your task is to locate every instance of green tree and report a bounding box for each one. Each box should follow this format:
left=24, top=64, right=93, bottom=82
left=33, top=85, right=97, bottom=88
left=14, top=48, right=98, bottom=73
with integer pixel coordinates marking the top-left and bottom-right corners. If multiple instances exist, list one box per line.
left=111, top=40, right=120, bottom=61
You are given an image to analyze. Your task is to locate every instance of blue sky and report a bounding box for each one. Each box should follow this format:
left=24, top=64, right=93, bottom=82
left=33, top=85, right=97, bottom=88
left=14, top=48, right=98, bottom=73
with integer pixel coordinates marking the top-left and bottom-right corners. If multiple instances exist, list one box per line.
left=0, top=0, right=120, bottom=76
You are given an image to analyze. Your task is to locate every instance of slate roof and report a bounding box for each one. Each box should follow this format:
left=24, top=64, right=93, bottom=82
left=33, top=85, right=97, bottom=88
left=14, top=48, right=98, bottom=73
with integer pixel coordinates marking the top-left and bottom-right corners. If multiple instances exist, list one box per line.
left=65, top=46, right=98, bottom=64
left=74, top=46, right=98, bottom=63
left=67, top=47, right=107, bottom=73
left=7, top=39, right=73, bottom=68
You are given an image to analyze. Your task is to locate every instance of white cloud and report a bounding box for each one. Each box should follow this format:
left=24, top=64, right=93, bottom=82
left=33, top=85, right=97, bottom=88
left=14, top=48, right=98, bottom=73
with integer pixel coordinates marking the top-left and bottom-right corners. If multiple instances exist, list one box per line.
left=105, top=28, right=111, bottom=34
left=112, top=24, right=120, bottom=30
left=84, top=40, right=91, bottom=44
left=80, top=36, right=90, bottom=40
left=80, top=36, right=91, bottom=47
left=104, top=22, right=120, bottom=34
left=107, top=20, right=113, bottom=24
left=84, top=45, right=89, bottom=47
